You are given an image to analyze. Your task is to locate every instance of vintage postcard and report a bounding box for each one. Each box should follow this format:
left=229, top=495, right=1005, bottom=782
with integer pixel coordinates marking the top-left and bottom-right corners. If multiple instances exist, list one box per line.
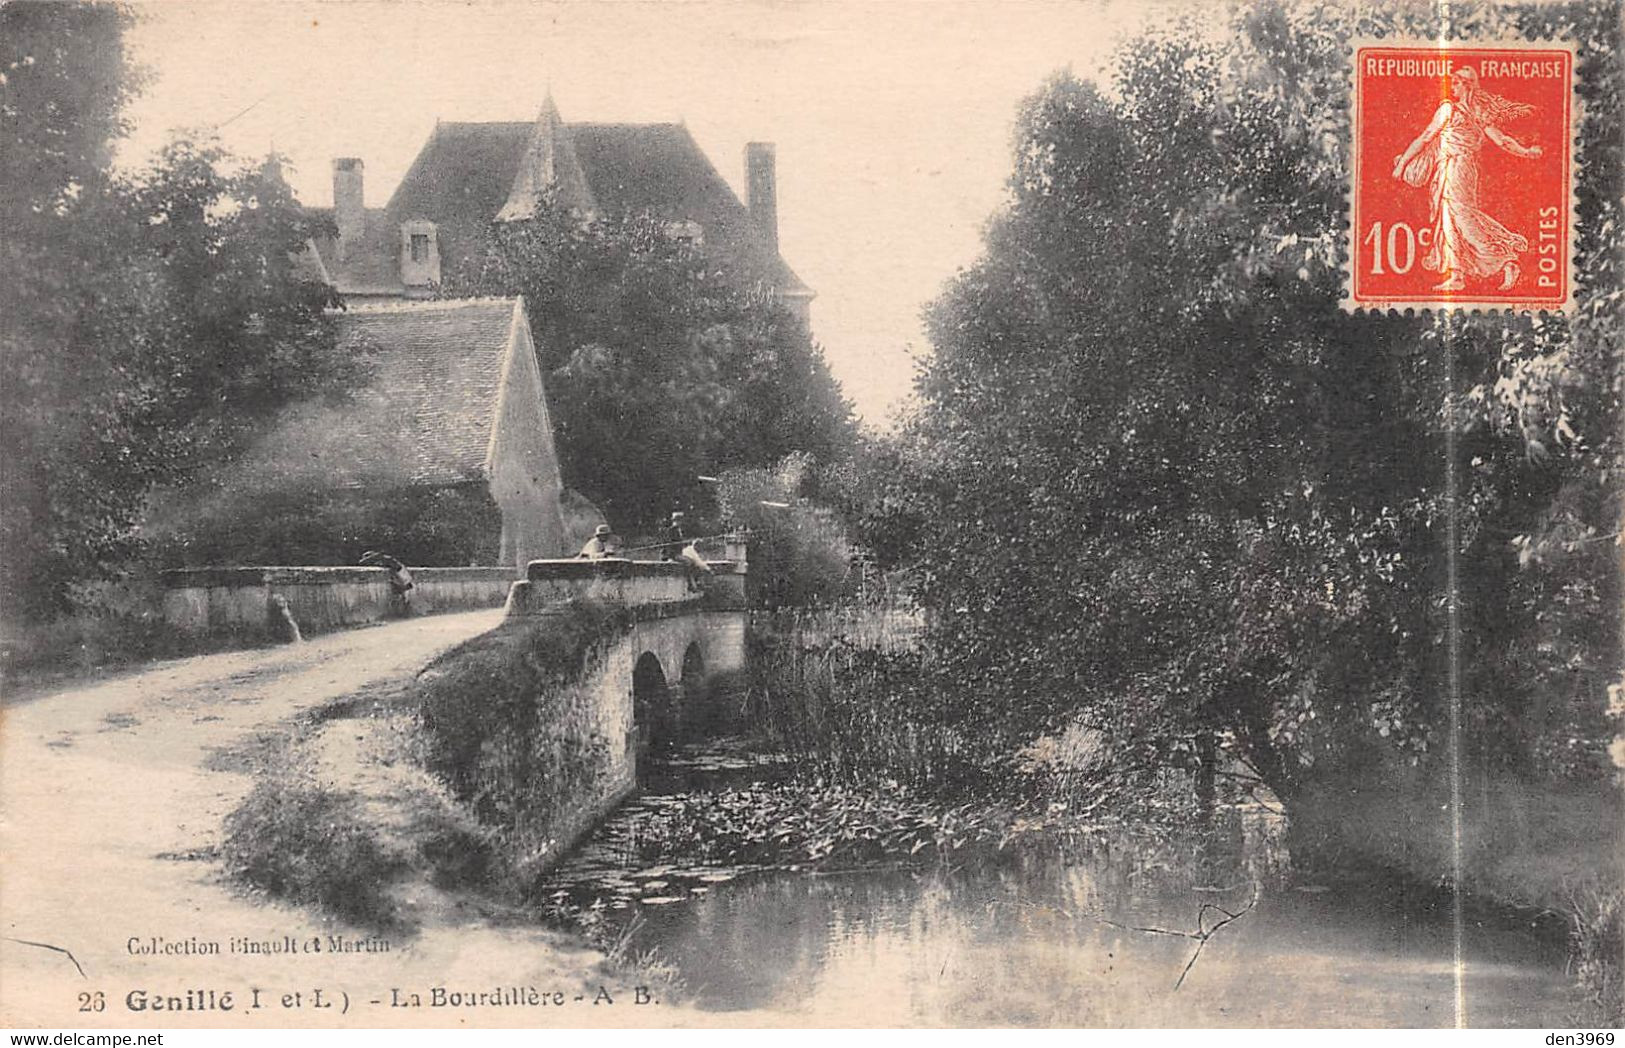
left=1, top=0, right=1620, bottom=1034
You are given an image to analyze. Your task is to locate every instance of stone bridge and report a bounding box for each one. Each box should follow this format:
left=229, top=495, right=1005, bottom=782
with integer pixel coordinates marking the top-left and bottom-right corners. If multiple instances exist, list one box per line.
left=509, top=553, right=749, bottom=751
left=482, top=544, right=750, bottom=867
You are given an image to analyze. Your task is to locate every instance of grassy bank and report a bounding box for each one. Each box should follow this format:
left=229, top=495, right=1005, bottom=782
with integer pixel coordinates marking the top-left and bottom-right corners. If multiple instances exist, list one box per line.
left=217, top=626, right=619, bottom=928
left=218, top=683, right=500, bottom=931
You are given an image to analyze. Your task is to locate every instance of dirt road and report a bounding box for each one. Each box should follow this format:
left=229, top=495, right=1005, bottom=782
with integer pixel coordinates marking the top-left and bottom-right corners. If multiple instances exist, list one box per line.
left=0, top=611, right=671, bottom=1029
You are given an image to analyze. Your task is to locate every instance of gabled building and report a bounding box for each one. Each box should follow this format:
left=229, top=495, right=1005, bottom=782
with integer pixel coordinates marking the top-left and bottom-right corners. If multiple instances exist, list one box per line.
left=183, top=297, right=567, bottom=570
left=309, top=96, right=814, bottom=323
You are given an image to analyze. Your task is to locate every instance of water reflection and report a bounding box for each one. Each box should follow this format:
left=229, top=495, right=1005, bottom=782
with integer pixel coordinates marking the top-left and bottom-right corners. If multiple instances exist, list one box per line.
left=546, top=743, right=1575, bottom=1027
left=624, top=861, right=1573, bottom=1026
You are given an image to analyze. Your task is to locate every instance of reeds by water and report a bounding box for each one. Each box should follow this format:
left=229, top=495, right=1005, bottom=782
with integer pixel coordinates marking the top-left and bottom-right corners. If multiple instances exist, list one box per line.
left=745, top=604, right=990, bottom=793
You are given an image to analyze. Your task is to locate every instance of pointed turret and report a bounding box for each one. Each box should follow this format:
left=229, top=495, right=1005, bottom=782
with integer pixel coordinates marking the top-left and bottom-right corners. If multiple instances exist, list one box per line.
left=497, top=91, right=596, bottom=221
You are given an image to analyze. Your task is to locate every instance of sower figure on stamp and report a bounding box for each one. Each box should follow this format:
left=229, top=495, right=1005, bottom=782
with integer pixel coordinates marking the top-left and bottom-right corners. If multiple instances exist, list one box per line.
left=1391, top=66, right=1544, bottom=292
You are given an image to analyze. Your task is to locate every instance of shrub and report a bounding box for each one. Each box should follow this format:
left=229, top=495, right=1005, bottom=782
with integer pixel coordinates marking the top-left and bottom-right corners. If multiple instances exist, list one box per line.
left=1569, top=884, right=1624, bottom=1026
left=718, top=456, right=855, bottom=609
left=746, top=610, right=1152, bottom=814
left=222, top=776, right=404, bottom=928
left=148, top=479, right=501, bottom=568
left=747, top=611, right=990, bottom=792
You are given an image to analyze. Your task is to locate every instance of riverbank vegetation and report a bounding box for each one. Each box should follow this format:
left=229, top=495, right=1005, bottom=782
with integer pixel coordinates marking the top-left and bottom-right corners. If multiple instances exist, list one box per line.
left=846, top=0, right=1617, bottom=1019
left=641, top=0, right=1621, bottom=1019
left=867, top=0, right=1621, bottom=849
left=620, top=607, right=1272, bottom=882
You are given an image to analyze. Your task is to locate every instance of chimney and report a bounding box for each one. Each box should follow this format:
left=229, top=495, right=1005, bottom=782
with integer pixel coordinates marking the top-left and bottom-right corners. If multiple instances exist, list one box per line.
left=744, top=142, right=778, bottom=253
left=332, top=157, right=365, bottom=260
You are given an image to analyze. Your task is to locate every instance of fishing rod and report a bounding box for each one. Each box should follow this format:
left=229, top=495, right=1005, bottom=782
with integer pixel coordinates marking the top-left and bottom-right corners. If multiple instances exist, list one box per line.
left=595, top=498, right=791, bottom=556
left=600, top=531, right=742, bottom=556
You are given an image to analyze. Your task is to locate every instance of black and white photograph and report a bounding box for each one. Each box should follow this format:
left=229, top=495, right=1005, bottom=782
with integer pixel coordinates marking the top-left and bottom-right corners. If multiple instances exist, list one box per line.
left=0, top=0, right=1620, bottom=1032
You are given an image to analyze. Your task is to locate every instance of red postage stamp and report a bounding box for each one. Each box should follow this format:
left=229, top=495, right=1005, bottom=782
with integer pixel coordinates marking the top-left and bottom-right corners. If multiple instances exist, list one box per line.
left=1348, top=41, right=1576, bottom=313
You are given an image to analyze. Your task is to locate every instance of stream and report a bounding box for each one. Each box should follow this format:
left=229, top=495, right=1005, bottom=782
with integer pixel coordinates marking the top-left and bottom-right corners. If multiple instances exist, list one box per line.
left=538, top=740, right=1578, bottom=1026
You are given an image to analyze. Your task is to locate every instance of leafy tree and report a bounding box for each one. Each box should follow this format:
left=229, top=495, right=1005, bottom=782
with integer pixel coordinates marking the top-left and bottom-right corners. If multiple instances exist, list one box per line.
left=2, top=1, right=139, bottom=618
left=816, top=433, right=937, bottom=578
left=895, top=0, right=1620, bottom=812
left=717, top=453, right=856, bottom=609
left=443, top=200, right=854, bottom=532
left=1, top=3, right=352, bottom=619
left=0, top=1, right=139, bottom=231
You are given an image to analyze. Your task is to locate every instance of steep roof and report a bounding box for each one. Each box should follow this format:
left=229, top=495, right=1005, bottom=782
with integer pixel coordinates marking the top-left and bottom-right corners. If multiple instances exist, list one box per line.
left=390, top=122, right=534, bottom=229
left=375, top=121, right=535, bottom=284
left=242, top=299, right=526, bottom=488
left=309, top=207, right=400, bottom=295
left=570, top=123, right=810, bottom=295
left=379, top=119, right=811, bottom=295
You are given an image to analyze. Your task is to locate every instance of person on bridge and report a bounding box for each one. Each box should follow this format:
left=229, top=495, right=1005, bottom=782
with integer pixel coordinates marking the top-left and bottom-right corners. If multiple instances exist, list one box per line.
left=359, top=550, right=414, bottom=617
left=661, top=512, right=687, bottom=562
left=577, top=524, right=619, bottom=559
left=661, top=512, right=712, bottom=590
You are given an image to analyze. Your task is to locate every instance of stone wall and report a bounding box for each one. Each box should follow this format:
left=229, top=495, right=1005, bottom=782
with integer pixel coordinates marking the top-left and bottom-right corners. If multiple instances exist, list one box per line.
left=527, top=609, right=749, bottom=869
left=509, top=557, right=746, bottom=613
left=160, top=566, right=519, bottom=640
left=415, top=558, right=751, bottom=876
left=422, top=604, right=749, bottom=877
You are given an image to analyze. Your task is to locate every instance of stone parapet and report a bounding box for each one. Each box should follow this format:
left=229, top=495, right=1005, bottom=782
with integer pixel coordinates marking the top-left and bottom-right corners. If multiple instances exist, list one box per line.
left=509, top=557, right=746, bottom=617
left=160, top=566, right=520, bottom=639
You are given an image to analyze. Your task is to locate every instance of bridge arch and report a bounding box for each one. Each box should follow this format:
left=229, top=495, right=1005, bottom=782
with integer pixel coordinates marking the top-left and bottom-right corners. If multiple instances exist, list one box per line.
left=632, top=651, right=676, bottom=768
left=679, top=641, right=713, bottom=734
left=680, top=641, right=706, bottom=695
left=485, top=556, right=750, bottom=869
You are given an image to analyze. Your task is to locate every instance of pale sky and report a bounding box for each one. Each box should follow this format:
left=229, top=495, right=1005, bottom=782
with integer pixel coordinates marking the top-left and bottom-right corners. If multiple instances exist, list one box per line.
left=121, top=0, right=1176, bottom=425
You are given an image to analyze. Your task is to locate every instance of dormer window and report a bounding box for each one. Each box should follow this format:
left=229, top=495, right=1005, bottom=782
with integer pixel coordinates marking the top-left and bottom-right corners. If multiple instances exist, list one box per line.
left=399, top=219, right=441, bottom=296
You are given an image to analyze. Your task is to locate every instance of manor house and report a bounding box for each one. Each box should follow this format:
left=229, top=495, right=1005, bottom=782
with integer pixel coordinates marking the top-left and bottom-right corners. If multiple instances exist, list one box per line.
left=305, top=95, right=814, bottom=324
